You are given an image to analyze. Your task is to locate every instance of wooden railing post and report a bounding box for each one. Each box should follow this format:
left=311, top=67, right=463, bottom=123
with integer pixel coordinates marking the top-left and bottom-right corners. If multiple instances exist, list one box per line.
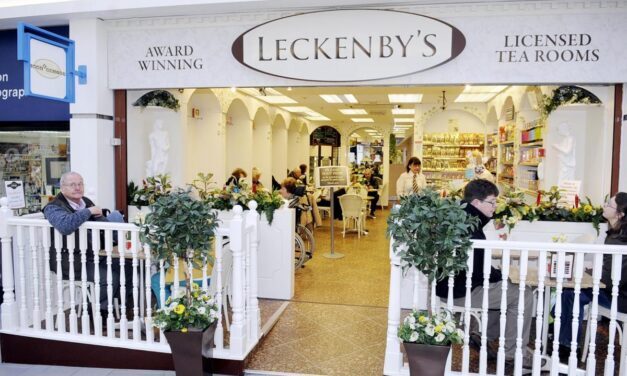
left=0, top=197, right=18, bottom=330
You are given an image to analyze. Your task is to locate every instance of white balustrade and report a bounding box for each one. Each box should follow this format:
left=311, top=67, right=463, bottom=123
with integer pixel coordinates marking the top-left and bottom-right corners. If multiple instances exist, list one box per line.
left=385, top=237, right=627, bottom=376
left=0, top=197, right=261, bottom=362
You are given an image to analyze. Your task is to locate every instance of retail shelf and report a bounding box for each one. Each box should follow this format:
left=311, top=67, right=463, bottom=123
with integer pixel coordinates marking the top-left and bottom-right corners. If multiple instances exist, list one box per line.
left=423, top=143, right=483, bottom=147
left=522, top=124, right=544, bottom=131
left=423, top=169, right=465, bottom=173
left=500, top=141, right=515, bottom=146
left=520, top=141, right=544, bottom=147
left=423, top=156, right=467, bottom=160
left=499, top=174, right=514, bottom=179
left=519, top=162, right=539, bottom=167
left=501, top=162, right=514, bottom=166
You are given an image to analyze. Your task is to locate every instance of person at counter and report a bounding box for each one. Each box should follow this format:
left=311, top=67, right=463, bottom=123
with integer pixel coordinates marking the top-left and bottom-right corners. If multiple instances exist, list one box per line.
left=396, top=157, right=426, bottom=197
left=363, top=168, right=380, bottom=218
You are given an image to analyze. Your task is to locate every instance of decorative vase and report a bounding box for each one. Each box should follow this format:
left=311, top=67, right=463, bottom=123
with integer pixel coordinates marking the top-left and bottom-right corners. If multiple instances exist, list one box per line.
left=403, top=342, right=450, bottom=376
left=164, top=322, right=218, bottom=376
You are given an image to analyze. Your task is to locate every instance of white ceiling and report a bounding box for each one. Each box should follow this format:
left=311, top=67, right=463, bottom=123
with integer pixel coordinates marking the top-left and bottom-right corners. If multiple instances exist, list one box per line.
left=237, top=84, right=507, bottom=137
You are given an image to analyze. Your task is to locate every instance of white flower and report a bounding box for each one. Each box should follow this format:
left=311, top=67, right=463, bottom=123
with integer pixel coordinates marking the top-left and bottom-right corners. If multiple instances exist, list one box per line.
left=409, top=331, right=419, bottom=342
left=435, top=333, right=445, bottom=343
left=197, top=307, right=206, bottom=315
left=168, top=302, right=178, bottom=310
left=425, top=325, right=435, bottom=336
left=445, top=323, right=456, bottom=333
left=409, top=323, right=416, bottom=330
left=175, top=289, right=186, bottom=298
left=407, top=315, right=416, bottom=324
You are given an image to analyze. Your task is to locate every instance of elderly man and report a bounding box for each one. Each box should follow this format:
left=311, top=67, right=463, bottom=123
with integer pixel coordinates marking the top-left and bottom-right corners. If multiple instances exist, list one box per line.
left=43, top=171, right=125, bottom=318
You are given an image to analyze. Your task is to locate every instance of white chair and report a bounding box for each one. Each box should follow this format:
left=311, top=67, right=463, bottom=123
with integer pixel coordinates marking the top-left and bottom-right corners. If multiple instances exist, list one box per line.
left=376, top=180, right=387, bottom=209
left=582, top=304, right=627, bottom=375
left=339, top=194, right=365, bottom=238
left=315, top=189, right=332, bottom=219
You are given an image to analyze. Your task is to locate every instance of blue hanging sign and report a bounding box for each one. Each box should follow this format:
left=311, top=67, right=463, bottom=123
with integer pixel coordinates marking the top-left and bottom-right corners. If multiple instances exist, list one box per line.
left=17, top=22, right=86, bottom=103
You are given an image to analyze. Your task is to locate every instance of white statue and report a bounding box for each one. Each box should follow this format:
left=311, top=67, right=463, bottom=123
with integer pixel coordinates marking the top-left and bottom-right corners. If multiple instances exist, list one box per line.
left=551, top=122, right=575, bottom=183
left=146, top=120, right=170, bottom=176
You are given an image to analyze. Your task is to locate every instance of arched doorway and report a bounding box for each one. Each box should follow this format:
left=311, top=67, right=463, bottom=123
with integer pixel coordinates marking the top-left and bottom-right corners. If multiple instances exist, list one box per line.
left=252, top=108, right=272, bottom=188
left=225, top=99, right=252, bottom=185
left=186, top=89, right=223, bottom=183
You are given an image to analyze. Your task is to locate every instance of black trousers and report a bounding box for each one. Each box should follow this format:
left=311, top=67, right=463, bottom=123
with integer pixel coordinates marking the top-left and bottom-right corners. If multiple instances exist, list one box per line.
left=367, top=191, right=379, bottom=215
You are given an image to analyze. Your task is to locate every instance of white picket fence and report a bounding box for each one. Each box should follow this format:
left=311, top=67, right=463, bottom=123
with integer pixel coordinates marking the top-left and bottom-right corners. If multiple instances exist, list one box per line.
left=385, top=237, right=627, bottom=376
left=0, top=197, right=261, bottom=361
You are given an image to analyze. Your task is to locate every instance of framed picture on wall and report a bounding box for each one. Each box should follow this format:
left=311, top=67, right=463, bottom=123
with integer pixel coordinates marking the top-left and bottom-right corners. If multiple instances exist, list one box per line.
left=45, top=157, right=69, bottom=186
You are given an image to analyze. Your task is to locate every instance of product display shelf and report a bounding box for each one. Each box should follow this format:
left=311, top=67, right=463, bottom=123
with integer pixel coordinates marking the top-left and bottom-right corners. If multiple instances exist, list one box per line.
left=1, top=154, right=44, bottom=213
left=422, top=132, right=485, bottom=189
left=517, top=119, right=545, bottom=195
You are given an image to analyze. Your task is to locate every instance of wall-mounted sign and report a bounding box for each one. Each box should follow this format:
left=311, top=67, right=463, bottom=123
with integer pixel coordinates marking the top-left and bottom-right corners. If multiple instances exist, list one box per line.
left=0, top=26, right=70, bottom=122
left=315, top=166, right=349, bottom=188
left=4, top=180, right=26, bottom=209
left=17, top=22, right=86, bottom=103
left=232, top=9, right=465, bottom=82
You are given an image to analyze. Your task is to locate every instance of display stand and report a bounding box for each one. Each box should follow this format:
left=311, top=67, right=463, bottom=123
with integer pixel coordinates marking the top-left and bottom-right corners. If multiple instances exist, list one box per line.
left=324, top=187, right=344, bottom=259
left=314, top=166, right=349, bottom=260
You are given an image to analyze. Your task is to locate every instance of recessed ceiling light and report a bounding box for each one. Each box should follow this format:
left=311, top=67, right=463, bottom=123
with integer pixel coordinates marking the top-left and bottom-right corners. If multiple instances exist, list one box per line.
left=394, top=118, right=414, bottom=123
left=256, top=96, right=297, bottom=104
left=391, top=108, right=415, bottom=115
left=281, top=106, right=314, bottom=113
left=339, top=109, right=368, bottom=115
left=320, top=94, right=358, bottom=104
left=351, top=118, right=374, bottom=123
left=388, top=94, right=423, bottom=103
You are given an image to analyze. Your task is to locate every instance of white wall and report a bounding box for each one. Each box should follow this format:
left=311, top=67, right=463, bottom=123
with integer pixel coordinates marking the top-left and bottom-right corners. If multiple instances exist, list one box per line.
left=423, top=109, right=485, bottom=134
left=252, top=109, right=272, bottom=188
left=272, top=116, right=288, bottom=181
left=225, top=99, right=252, bottom=185
left=186, top=89, right=224, bottom=185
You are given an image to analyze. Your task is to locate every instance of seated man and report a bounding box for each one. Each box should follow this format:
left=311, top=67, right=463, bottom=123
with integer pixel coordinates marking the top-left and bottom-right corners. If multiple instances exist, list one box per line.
left=362, top=168, right=380, bottom=218
left=435, top=179, right=535, bottom=372
left=43, top=171, right=126, bottom=318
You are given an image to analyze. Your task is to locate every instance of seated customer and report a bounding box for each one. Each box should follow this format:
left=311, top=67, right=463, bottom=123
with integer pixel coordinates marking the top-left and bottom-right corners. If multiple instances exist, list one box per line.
left=225, top=168, right=247, bottom=190
left=558, top=192, right=627, bottom=360
left=435, top=179, right=535, bottom=372
left=362, top=168, right=380, bottom=218
left=43, top=172, right=127, bottom=318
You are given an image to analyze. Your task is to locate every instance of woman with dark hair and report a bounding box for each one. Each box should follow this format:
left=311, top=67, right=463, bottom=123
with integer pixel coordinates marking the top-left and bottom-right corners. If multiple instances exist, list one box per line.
left=558, top=192, right=627, bottom=360
left=395, top=157, right=426, bottom=197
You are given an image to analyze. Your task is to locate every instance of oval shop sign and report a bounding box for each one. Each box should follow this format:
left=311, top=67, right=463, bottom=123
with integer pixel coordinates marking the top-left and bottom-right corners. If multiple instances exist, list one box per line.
left=232, top=9, right=466, bottom=82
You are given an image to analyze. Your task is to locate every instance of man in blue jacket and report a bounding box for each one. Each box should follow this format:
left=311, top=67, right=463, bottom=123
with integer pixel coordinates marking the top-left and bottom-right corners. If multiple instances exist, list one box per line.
left=44, top=171, right=125, bottom=318
left=435, top=179, right=535, bottom=373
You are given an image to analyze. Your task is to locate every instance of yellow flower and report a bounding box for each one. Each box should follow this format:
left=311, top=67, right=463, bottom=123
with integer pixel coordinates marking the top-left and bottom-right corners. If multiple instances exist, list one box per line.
left=434, top=324, right=444, bottom=333
left=418, top=316, right=428, bottom=324
left=193, top=291, right=199, bottom=298
left=181, top=327, right=188, bottom=333
left=571, top=207, right=579, bottom=214
left=192, top=283, right=200, bottom=291
left=174, top=304, right=185, bottom=315
left=584, top=205, right=592, bottom=213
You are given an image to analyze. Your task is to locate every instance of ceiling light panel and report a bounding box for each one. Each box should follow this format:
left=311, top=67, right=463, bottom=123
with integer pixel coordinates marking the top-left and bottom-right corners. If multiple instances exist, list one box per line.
left=320, top=94, right=358, bottom=104
left=281, top=106, right=315, bottom=113
left=391, top=109, right=415, bottom=115
left=388, top=94, right=423, bottom=103
left=257, top=96, right=297, bottom=104
left=339, top=109, right=368, bottom=115
left=394, top=118, right=414, bottom=123
left=306, top=115, right=331, bottom=121
left=351, top=118, right=374, bottom=123
left=462, top=85, right=508, bottom=94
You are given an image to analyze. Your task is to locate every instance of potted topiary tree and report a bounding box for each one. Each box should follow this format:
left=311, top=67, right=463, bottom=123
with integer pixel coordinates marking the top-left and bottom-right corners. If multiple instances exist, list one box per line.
left=138, top=188, right=219, bottom=376
left=387, top=188, right=479, bottom=376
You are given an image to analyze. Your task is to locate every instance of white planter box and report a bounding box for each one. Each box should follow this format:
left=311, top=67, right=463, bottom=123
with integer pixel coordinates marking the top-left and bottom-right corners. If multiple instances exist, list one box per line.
left=218, top=207, right=295, bottom=300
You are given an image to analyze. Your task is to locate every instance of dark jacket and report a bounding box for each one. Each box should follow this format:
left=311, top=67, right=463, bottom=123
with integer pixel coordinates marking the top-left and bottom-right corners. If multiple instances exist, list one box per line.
left=435, top=201, right=502, bottom=299
left=601, top=229, right=627, bottom=312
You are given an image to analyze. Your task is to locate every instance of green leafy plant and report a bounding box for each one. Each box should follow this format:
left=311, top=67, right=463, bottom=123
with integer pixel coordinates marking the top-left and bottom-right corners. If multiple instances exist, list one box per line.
left=190, top=172, right=216, bottom=201
left=153, top=283, right=219, bottom=332
left=133, top=90, right=180, bottom=111
left=399, top=309, right=464, bottom=346
left=128, top=174, right=172, bottom=209
left=138, top=189, right=219, bottom=331
left=540, top=86, right=600, bottom=120
left=494, top=188, right=536, bottom=232
left=387, top=189, right=479, bottom=311
left=250, top=190, right=284, bottom=224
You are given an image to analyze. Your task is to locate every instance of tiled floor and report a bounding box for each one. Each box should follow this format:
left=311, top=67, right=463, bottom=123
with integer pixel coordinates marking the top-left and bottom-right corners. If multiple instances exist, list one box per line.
left=246, top=209, right=392, bottom=375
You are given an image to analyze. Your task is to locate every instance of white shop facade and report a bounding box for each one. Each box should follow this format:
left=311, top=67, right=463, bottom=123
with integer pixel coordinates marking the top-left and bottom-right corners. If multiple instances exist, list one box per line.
left=58, top=1, right=626, bottom=216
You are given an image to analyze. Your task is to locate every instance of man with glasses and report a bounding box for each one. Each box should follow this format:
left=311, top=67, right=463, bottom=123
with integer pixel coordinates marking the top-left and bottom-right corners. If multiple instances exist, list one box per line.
left=435, top=179, right=536, bottom=374
left=43, top=171, right=125, bottom=319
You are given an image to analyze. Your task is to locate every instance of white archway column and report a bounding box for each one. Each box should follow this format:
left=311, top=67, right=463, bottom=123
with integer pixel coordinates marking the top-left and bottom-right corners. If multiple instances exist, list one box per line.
left=69, top=18, right=115, bottom=208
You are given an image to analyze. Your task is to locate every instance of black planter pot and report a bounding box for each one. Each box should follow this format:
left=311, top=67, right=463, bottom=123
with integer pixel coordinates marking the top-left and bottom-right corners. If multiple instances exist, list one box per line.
left=403, top=342, right=450, bottom=376
left=164, top=322, right=218, bottom=376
